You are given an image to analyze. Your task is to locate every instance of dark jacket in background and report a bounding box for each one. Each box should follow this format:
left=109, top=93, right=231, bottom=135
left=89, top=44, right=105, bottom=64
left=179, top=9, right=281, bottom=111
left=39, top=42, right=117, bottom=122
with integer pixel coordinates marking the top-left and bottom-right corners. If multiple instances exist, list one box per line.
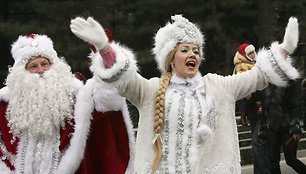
left=264, top=79, right=302, bottom=136
left=302, top=78, right=306, bottom=129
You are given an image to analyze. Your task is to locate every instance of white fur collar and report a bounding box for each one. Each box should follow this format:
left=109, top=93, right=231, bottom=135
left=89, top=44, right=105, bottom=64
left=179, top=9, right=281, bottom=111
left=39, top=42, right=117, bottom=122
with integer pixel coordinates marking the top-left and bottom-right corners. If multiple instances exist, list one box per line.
left=170, top=72, right=204, bottom=91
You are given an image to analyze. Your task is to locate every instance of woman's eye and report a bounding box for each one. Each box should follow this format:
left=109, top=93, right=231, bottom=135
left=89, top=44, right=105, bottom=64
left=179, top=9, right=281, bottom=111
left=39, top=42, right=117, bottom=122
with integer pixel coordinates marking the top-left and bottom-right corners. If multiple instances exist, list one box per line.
left=181, top=49, right=188, bottom=53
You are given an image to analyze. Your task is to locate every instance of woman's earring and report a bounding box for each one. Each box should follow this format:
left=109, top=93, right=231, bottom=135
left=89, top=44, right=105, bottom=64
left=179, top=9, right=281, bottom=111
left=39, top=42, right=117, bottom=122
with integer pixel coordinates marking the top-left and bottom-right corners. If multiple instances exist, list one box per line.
left=171, top=63, right=174, bottom=68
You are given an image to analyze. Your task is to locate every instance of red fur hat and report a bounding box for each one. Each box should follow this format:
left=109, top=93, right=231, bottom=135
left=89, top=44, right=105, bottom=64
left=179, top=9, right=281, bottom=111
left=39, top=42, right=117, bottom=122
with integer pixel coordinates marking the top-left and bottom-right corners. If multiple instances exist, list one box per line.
left=238, top=43, right=255, bottom=57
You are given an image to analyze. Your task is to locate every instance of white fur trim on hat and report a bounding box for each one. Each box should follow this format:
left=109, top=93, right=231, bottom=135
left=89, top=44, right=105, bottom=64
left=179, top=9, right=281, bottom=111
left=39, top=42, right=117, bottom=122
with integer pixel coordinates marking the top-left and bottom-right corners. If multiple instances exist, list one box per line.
left=244, top=44, right=255, bottom=55
left=153, top=15, right=204, bottom=72
left=11, top=34, right=58, bottom=66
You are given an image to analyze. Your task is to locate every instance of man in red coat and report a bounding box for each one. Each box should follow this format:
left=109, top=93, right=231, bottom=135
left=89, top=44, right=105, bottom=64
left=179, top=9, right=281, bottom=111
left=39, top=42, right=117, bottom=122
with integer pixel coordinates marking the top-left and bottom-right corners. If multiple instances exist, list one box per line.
left=0, top=34, right=84, bottom=173
left=0, top=33, right=135, bottom=174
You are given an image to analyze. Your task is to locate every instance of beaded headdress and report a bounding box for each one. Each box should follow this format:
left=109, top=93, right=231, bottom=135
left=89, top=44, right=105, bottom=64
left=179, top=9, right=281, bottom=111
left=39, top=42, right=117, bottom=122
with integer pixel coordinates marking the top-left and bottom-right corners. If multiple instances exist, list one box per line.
left=152, top=14, right=205, bottom=72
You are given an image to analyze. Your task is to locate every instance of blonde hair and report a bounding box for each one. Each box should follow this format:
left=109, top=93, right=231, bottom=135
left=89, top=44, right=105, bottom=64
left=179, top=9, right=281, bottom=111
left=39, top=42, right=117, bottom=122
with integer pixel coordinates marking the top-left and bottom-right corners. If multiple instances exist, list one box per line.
left=151, top=46, right=177, bottom=173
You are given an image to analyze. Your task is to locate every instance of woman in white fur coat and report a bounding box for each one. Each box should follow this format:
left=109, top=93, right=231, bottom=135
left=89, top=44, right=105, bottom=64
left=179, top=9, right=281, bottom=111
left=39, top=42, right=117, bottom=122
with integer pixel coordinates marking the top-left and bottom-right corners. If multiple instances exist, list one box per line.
left=70, top=15, right=300, bottom=174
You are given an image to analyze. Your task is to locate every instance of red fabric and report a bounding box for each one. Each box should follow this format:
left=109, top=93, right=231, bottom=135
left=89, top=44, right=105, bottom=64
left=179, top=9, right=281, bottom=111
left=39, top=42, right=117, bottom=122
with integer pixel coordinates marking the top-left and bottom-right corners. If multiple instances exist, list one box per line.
left=238, top=43, right=250, bottom=57
left=99, top=46, right=116, bottom=69
left=104, top=28, right=113, bottom=42
left=76, top=111, right=130, bottom=174
left=59, top=119, right=75, bottom=151
left=88, top=43, right=97, bottom=53
left=27, top=33, right=37, bottom=39
left=0, top=101, right=17, bottom=170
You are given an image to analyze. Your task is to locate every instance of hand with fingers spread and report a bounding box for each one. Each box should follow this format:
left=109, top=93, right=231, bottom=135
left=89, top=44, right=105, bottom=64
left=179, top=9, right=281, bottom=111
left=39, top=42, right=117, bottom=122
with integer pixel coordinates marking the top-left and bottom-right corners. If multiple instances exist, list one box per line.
left=70, top=17, right=109, bottom=51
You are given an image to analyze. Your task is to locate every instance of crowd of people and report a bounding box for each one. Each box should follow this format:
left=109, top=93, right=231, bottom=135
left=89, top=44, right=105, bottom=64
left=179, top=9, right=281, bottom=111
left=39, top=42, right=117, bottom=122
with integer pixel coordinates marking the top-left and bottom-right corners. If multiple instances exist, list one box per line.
left=0, top=13, right=304, bottom=174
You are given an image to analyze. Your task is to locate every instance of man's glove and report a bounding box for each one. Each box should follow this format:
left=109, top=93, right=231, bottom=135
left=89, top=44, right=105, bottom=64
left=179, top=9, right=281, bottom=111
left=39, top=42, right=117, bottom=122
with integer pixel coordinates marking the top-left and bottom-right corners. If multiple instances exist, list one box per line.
left=70, top=17, right=108, bottom=51
left=280, top=17, right=299, bottom=55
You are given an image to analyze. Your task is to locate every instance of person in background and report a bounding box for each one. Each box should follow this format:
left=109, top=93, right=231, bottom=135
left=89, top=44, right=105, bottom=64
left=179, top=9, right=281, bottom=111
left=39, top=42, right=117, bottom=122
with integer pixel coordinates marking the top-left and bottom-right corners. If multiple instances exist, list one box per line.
left=233, top=43, right=256, bottom=74
left=70, top=15, right=299, bottom=174
left=233, top=43, right=269, bottom=173
left=233, top=43, right=257, bottom=126
left=262, top=79, right=306, bottom=174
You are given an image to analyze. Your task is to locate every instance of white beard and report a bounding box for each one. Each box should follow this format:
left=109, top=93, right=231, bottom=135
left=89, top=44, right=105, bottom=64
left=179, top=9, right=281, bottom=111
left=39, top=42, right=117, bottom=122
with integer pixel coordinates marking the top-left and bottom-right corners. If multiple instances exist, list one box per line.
left=5, top=59, right=77, bottom=137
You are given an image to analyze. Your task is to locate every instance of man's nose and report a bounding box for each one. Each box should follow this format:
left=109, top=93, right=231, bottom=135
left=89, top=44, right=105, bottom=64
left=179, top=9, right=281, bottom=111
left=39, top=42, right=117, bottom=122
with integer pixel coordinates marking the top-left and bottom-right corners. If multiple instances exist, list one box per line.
left=36, top=65, right=46, bottom=74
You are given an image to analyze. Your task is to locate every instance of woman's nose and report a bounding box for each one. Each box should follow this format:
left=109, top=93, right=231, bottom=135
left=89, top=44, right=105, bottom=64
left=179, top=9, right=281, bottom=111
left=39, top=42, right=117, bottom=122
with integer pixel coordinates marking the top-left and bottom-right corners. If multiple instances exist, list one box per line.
left=189, top=51, right=196, bottom=57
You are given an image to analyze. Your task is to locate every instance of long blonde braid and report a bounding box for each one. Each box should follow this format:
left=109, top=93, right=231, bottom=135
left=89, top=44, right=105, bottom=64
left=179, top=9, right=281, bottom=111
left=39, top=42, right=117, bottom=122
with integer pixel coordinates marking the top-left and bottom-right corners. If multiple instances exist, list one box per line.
left=151, top=46, right=177, bottom=173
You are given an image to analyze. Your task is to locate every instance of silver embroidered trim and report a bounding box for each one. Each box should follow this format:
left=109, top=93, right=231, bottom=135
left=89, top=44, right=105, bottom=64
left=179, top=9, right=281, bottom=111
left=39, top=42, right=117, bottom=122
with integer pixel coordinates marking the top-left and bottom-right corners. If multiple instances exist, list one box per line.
left=203, top=163, right=223, bottom=174
left=33, top=138, right=45, bottom=174
left=49, top=133, right=61, bottom=174
left=267, top=50, right=287, bottom=81
left=174, top=92, right=186, bottom=174
left=0, top=135, right=16, bottom=165
left=162, top=90, right=174, bottom=174
left=16, top=131, right=61, bottom=174
left=184, top=95, right=195, bottom=174
left=100, top=59, right=130, bottom=83
left=19, top=134, right=29, bottom=174
left=206, top=109, right=218, bottom=130
left=161, top=80, right=204, bottom=173
left=199, top=92, right=217, bottom=130
left=170, top=15, right=200, bottom=44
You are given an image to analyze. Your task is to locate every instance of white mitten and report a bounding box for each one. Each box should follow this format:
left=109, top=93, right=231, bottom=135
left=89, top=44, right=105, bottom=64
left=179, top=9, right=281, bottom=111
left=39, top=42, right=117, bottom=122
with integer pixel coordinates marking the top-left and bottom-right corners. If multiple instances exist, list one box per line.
left=70, top=17, right=108, bottom=51
left=280, top=17, right=299, bottom=54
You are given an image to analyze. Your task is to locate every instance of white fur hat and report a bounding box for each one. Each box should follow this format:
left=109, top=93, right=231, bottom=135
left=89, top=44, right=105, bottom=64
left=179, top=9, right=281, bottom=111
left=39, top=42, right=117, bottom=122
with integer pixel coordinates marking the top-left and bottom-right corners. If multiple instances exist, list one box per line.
left=153, top=14, right=204, bottom=72
left=11, top=34, right=58, bottom=66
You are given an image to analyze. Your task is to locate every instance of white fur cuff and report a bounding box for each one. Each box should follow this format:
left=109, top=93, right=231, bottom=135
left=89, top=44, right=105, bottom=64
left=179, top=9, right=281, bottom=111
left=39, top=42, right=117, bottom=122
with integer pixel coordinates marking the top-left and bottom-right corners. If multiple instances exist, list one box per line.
left=256, top=42, right=300, bottom=86
left=89, top=42, right=138, bottom=85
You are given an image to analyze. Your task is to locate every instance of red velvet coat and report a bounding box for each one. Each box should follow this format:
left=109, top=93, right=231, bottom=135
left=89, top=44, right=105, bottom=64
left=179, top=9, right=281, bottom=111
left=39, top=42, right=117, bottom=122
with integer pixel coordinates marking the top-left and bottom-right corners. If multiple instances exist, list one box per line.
left=75, top=110, right=130, bottom=174
left=54, top=78, right=135, bottom=174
